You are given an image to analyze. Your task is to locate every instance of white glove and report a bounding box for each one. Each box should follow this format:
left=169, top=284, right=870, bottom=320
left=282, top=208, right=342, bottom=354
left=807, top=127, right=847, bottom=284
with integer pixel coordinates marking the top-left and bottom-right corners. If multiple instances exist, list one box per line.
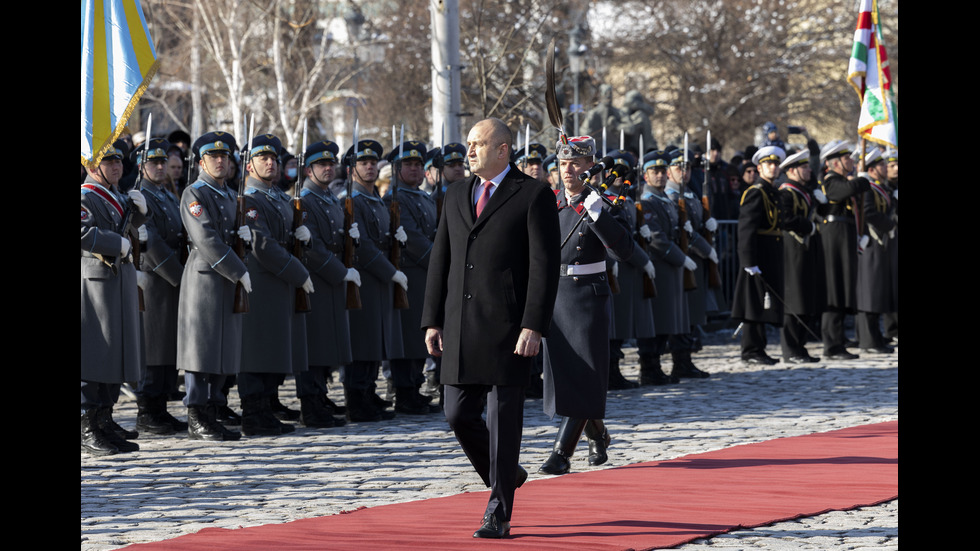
left=683, top=220, right=693, bottom=233
left=238, top=225, right=252, bottom=243
left=859, top=234, right=870, bottom=250
left=120, top=237, right=132, bottom=257
left=612, top=262, right=619, bottom=278
left=705, top=217, right=718, bottom=232
left=639, top=224, right=653, bottom=242
left=137, top=224, right=148, bottom=243
left=892, top=189, right=898, bottom=200
left=683, top=256, right=697, bottom=271
left=348, top=222, right=360, bottom=241
left=744, top=266, right=762, bottom=276
left=302, top=277, right=315, bottom=294
left=344, top=267, right=362, bottom=287
left=643, top=260, right=656, bottom=280
left=708, top=247, right=719, bottom=264
left=295, top=225, right=311, bottom=243
left=394, top=225, right=407, bottom=245
left=583, top=191, right=603, bottom=221
left=128, top=189, right=147, bottom=214
left=888, top=228, right=896, bottom=239
left=813, top=188, right=828, bottom=204
left=239, top=272, right=252, bottom=293
left=136, top=270, right=149, bottom=290
left=392, top=270, right=409, bottom=291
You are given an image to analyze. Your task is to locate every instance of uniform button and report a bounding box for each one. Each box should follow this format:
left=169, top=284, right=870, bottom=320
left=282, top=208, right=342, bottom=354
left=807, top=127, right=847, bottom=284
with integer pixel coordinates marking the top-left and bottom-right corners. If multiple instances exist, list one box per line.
left=574, top=261, right=580, bottom=265
left=470, top=234, right=477, bottom=240
left=578, top=231, right=584, bottom=236
left=466, top=263, right=473, bottom=269
left=464, top=293, right=472, bottom=299
left=573, top=277, right=579, bottom=282
left=576, top=246, right=582, bottom=251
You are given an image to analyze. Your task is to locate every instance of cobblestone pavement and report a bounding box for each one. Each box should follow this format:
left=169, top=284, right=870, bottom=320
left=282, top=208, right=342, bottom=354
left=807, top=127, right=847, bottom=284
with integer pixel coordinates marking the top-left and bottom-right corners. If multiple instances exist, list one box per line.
left=81, top=329, right=898, bottom=550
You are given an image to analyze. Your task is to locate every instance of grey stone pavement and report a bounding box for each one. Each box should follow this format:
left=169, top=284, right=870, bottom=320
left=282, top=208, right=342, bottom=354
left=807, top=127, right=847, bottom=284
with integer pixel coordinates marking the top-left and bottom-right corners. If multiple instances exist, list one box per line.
left=81, top=327, right=898, bottom=550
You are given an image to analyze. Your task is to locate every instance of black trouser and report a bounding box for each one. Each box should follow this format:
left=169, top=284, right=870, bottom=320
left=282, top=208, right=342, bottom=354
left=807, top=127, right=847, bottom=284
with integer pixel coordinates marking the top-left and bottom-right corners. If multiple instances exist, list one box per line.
left=856, top=311, right=885, bottom=349
left=183, top=372, right=229, bottom=407
left=781, top=314, right=815, bottom=358
left=389, top=358, right=425, bottom=389
left=740, top=321, right=768, bottom=357
left=80, top=381, right=120, bottom=411
left=296, top=365, right=336, bottom=398
left=137, top=364, right=177, bottom=399
left=821, top=308, right=849, bottom=354
left=237, top=372, right=282, bottom=400
left=443, top=383, right=525, bottom=523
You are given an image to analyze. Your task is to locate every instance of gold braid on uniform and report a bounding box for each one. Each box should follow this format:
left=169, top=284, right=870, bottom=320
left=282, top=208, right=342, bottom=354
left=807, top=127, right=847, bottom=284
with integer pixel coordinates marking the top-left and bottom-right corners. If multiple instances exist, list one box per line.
left=740, top=183, right=780, bottom=235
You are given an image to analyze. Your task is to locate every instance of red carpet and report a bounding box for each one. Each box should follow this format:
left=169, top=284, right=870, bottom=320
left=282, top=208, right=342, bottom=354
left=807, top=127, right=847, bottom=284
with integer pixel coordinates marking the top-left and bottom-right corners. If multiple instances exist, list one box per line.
left=123, top=421, right=897, bottom=550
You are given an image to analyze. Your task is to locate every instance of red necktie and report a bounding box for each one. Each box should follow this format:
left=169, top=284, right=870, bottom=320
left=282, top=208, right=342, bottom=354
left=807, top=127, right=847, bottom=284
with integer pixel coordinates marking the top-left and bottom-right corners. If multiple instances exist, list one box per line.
left=476, top=181, right=494, bottom=218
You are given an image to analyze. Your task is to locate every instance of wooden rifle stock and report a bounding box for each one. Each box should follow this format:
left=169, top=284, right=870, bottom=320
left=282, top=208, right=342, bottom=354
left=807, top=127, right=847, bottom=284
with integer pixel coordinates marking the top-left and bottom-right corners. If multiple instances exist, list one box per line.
left=292, top=192, right=311, bottom=312
left=343, top=194, right=361, bottom=310
left=634, top=202, right=657, bottom=299
left=677, top=195, right=698, bottom=291
left=388, top=194, right=409, bottom=309
left=701, top=193, right=722, bottom=289
left=233, top=194, right=250, bottom=314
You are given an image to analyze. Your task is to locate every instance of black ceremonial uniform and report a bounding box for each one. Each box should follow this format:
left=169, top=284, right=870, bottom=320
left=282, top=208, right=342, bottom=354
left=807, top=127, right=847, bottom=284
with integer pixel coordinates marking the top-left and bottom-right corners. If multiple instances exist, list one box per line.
left=855, top=174, right=897, bottom=351
left=777, top=178, right=824, bottom=361
left=817, top=154, right=869, bottom=358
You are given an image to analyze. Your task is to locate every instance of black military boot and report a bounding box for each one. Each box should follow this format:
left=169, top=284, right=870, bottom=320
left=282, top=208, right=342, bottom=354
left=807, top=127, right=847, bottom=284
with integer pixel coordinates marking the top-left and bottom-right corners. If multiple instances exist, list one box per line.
left=213, top=404, right=242, bottom=426
left=188, top=405, right=241, bottom=441
left=639, top=353, right=677, bottom=385
left=270, top=395, right=301, bottom=421
left=345, top=386, right=381, bottom=422
left=203, top=404, right=242, bottom=440
left=671, top=350, right=710, bottom=378
left=81, top=408, right=118, bottom=456
left=367, top=388, right=397, bottom=420
left=136, top=395, right=173, bottom=435
left=584, top=419, right=611, bottom=466
left=95, top=407, right=139, bottom=452
left=322, top=394, right=347, bottom=416
left=538, top=417, right=588, bottom=475
left=300, top=395, right=345, bottom=428
left=608, top=355, right=639, bottom=390
left=242, top=397, right=286, bottom=436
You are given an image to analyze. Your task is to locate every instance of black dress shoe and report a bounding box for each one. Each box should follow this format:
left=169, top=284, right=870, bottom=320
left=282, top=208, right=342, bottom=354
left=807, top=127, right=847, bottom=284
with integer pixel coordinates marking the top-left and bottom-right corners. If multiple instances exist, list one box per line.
left=784, top=354, right=820, bottom=364
left=861, top=345, right=894, bottom=354
left=826, top=350, right=860, bottom=360
left=741, top=353, right=778, bottom=366
left=473, top=514, right=510, bottom=539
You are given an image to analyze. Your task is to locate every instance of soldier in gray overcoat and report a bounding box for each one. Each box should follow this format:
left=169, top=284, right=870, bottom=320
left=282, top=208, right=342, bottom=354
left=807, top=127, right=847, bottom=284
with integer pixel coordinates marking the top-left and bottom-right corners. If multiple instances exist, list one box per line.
left=854, top=147, right=896, bottom=354
left=665, top=150, right=716, bottom=378
left=385, top=141, right=441, bottom=415
left=342, top=139, right=406, bottom=422
left=131, top=138, right=188, bottom=435
left=81, top=145, right=148, bottom=455
left=295, top=140, right=359, bottom=428
left=603, top=150, right=656, bottom=390
left=176, top=132, right=250, bottom=441
left=238, top=133, right=313, bottom=436
left=538, top=136, right=638, bottom=476
left=637, top=151, right=696, bottom=384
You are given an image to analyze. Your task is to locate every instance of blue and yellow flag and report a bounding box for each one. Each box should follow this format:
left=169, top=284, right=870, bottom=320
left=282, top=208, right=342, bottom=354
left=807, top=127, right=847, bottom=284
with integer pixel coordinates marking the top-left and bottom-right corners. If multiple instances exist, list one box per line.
left=81, top=0, right=158, bottom=168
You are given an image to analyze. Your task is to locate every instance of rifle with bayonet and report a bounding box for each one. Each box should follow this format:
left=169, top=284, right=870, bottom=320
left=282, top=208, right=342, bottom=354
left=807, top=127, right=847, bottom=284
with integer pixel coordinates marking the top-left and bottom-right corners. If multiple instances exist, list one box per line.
left=292, top=119, right=312, bottom=312
left=434, top=123, right=445, bottom=220
left=389, top=124, right=409, bottom=310
left=677, top=132, right=697, bottom=291
left=123, top=114, right=153, bottom=312
left=232, top=114, right=254, bottom=314
left=344, top=120, right=362, bottom=310
left=702, top=130, right=721, bottom=289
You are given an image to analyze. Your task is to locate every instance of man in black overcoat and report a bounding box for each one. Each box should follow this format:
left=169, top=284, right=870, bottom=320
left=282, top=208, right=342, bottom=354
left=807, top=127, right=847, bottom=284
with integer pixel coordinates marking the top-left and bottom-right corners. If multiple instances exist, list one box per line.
left=422, top=118, right=560, bottom=539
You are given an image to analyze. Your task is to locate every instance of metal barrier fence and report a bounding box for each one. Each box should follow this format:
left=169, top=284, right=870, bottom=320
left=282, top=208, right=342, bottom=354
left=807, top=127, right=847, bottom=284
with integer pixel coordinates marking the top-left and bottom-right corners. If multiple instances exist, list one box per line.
left=711, top=219, right=739, bottom=320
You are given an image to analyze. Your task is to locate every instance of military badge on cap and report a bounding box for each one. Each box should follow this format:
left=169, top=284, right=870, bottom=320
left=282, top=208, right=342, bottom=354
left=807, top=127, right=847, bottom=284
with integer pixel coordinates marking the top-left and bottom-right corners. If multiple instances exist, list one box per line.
left=442, top=143, right=466, bottom=164
left=643, top=150, right=669, bottom=171
left=556, top=136, right=596, bottom=160
left=388, top=141, right=428, bottom=163
left=193, top=131, right=234, bottom=162
left=248, top=134, right=282, bottom=159
left=305, top=140, right=340, bottom=164
left=514, top=143, right=548, bottom=164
